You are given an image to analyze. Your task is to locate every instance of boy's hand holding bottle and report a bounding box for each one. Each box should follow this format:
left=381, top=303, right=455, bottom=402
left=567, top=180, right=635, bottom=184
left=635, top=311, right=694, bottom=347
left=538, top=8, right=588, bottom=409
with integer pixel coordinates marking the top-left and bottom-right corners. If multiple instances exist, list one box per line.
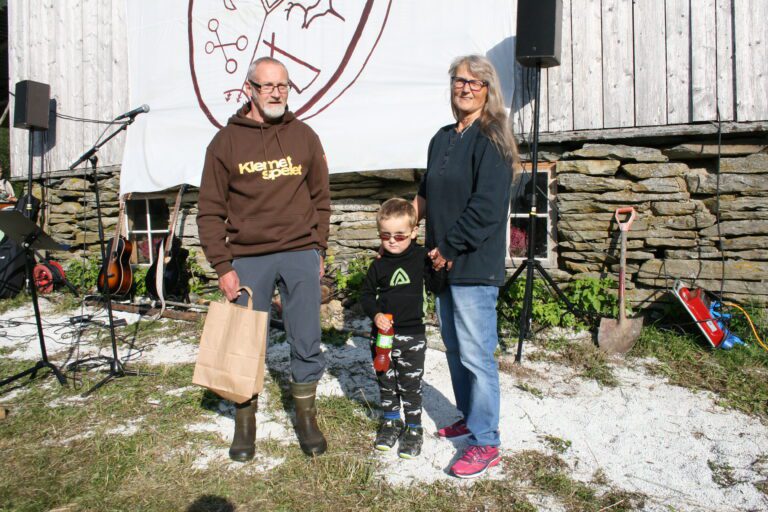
left=373, top=313, right=394, bottom=372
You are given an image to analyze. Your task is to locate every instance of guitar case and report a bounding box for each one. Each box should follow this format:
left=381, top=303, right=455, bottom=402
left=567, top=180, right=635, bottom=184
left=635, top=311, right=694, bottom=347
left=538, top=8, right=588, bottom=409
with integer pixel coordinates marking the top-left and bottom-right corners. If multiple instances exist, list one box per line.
left=0, top=195, right=41, bottom=299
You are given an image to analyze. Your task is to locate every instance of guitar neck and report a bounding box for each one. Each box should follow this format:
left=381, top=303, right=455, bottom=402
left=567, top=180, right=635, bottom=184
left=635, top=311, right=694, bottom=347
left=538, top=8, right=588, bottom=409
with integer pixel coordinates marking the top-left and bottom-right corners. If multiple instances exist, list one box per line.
left=164, top=185, right=187, bottom=257
left=110, top=195, right=127, bottom=255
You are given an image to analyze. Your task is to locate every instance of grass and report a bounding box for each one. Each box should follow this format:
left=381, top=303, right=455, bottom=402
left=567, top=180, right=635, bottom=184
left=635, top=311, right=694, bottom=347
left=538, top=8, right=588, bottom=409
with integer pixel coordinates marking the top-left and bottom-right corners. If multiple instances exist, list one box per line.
left=519, top=335, right=620, bottom=388
left=0, top=353, right=649, bottom=512
left=629, top=324, right=768, bottom=419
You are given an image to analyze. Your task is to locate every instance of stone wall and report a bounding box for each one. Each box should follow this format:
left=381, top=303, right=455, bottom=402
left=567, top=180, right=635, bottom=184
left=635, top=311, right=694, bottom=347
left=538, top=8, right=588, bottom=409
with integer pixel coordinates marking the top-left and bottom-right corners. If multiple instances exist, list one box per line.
left=555, top=142, right=768, bottom=308
left=37, top=137, right=768, bottom=309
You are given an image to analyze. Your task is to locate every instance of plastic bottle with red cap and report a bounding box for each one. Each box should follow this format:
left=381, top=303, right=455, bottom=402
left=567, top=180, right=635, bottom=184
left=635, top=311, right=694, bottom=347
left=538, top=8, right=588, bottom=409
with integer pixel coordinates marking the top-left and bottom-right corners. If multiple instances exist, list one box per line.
left=373, top=313, right=394, bottom=372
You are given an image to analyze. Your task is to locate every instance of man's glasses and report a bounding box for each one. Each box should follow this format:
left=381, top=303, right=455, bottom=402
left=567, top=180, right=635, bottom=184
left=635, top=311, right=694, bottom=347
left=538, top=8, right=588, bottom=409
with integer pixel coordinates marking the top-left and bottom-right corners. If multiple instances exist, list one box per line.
left=451, top=76, right=488, bottom=92
left=249, top=80, right=291, bottom=95
left=379, top=232, right=411, bottom=242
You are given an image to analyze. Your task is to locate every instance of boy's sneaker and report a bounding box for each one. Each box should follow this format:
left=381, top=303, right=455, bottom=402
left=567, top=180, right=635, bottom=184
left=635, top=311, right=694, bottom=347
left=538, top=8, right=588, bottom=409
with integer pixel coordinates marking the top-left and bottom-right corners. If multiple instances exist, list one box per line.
left=437, top=419, right=470, bottom=439
left=450, top=445, right=501, bottom=479
left=398, top=425, right=423, bottom=459
left=374, top=419, right=404, bottom=451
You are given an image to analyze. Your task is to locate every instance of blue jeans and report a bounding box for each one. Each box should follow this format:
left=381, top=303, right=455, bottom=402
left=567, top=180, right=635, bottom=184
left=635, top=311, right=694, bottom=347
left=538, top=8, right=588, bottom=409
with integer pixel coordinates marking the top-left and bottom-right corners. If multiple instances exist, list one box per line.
left=437, top=284, right=500, bottom=447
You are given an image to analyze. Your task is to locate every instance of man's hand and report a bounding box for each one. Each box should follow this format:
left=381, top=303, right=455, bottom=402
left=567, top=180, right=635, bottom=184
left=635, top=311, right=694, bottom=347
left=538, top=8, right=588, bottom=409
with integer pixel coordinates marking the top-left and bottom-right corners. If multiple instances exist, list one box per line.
left=319, top=256, right=325, bottom=279
left=219, top=270, right=241, bottom=302
left=374, top=313, right=393, bottom=332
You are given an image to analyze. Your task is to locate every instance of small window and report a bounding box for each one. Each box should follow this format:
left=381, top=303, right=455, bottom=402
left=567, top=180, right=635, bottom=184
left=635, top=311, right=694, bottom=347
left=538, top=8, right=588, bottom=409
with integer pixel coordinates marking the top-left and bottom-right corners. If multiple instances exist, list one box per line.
left=507, top=164, right=557, bottom=267
left=126, top=198, right=169, bottom=265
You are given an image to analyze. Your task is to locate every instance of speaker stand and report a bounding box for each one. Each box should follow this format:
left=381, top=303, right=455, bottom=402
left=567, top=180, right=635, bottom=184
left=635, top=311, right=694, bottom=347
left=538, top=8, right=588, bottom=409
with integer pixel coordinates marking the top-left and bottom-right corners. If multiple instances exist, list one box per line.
left=500, top=64, right=579, bottom=363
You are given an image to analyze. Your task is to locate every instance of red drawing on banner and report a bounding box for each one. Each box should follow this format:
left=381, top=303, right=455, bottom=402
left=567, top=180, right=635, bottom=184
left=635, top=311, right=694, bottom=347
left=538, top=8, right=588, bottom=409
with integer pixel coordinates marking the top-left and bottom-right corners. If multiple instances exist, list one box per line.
left=188, top=0, right=391, bottom=128
left=285, top=1, right=345, bottom=29
left=205, top=18, right=249, bottom=74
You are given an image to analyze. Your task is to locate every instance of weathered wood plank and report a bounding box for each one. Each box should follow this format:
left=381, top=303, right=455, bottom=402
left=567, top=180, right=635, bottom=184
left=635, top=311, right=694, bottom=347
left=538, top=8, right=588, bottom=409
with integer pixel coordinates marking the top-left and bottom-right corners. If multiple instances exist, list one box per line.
left=82, top=0, right=100, bottom=159
left=734, top=0, right=768, bottom=121
left=601, top=0, right=634, bottom=128
left=715, top=0, right=735, bottom=120
left=571, top=0, right=602, bottom=129
left=665, top=0, right=691, bottom=124
left=634, top=0, right=667, bottom=126
left=547, top=0, right=573, bottom=132
left=691, top=0, right=718, bottom=121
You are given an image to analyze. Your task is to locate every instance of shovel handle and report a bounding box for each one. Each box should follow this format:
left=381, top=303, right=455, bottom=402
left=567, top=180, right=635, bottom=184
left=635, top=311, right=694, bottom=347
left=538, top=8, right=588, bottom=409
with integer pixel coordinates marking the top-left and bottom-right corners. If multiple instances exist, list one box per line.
left=614, top=207, right=637, bottom=232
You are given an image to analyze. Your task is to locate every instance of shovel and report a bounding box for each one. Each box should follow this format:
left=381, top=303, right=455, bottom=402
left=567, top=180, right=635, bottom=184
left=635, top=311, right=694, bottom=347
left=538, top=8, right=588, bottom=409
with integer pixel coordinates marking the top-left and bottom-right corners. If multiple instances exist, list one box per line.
left=598, top=207, right=643, bottom=354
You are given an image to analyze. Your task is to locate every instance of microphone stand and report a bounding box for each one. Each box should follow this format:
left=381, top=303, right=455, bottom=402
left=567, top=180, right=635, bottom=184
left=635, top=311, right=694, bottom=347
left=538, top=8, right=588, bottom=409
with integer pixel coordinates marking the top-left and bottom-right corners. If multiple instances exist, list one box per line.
left=67, top=117, right=142, bottom=396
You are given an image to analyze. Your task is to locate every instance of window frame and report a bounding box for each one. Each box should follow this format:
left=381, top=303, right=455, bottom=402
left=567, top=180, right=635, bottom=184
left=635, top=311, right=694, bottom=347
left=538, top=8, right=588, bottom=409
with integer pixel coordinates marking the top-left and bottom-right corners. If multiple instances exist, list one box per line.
left=506, top=162, right=558, bottom=269
left=125, top=194, right=171, bottom=266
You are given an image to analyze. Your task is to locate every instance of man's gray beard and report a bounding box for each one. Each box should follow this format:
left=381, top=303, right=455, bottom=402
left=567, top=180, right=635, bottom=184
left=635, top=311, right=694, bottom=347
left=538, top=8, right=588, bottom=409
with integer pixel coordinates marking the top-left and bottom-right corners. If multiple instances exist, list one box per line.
left=262, top=103, right=286, bottom=119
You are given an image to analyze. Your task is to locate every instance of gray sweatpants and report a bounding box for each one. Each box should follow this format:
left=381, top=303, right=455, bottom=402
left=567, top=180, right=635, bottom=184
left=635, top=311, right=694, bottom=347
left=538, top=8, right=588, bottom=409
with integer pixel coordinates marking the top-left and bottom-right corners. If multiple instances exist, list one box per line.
left=233, top=249, right=324, bottom=383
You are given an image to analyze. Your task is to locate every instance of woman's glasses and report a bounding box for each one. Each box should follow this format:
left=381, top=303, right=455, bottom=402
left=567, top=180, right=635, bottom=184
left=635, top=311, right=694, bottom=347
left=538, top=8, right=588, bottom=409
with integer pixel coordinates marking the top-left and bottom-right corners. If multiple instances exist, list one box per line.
left=451, top=76, right=488, bottom=92
left=379, top=233, right=411, bottom=242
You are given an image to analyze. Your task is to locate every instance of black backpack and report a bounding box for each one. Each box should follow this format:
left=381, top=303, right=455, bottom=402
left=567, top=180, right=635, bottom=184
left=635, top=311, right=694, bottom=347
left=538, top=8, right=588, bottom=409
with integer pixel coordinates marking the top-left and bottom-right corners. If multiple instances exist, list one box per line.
left=0, top=195, right=41, bottom=299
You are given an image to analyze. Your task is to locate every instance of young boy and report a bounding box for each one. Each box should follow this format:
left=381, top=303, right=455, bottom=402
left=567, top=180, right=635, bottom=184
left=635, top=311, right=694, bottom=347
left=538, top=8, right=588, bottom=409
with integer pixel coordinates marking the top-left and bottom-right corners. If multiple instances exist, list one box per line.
left=360, top=198, right=434, bottom=459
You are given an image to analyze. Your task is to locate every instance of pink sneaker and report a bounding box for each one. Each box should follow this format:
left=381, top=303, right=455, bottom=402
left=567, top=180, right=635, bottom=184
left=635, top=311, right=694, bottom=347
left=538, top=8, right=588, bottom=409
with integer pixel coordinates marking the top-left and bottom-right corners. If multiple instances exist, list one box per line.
left=450, top=445, right=501, bottom=479
left=437, top=419, right=470, bottom=439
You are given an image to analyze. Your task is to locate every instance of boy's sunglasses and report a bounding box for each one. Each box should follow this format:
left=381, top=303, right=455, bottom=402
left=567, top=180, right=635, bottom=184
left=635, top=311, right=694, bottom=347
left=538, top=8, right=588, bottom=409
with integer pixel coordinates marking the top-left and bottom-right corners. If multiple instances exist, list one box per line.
left=379, top=233, right=411, bottom=242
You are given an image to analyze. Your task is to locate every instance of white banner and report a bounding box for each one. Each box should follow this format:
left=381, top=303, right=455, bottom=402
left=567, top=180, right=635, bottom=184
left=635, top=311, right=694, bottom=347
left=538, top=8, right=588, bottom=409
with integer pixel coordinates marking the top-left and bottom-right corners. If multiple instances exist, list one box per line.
left=121, top=0, right=518, bottom=195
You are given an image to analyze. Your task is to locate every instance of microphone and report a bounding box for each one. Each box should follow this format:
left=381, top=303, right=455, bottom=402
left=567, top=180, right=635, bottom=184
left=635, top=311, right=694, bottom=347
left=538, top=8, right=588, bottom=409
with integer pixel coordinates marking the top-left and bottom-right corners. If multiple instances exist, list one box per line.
left=115, top=104, right=150, bottom=120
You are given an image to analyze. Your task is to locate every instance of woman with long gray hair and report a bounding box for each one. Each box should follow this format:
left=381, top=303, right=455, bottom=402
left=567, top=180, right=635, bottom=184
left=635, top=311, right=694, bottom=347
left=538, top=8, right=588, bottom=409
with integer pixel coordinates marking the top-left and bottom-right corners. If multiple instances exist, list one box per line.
left=415, top=54, right=518, bottom=479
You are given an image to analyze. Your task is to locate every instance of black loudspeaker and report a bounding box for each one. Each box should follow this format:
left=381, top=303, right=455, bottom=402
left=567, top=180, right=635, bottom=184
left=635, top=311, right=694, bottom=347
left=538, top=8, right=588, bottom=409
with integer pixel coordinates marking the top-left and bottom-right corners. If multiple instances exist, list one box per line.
left=14, top=80, right=50, bottom=131
left=516, top=0, right=563, bottom=68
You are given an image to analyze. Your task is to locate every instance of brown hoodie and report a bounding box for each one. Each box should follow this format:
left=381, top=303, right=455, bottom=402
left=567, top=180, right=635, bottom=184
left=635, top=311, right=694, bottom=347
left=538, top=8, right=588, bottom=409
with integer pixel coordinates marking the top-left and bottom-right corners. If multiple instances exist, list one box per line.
left=196, top=104, right=330, bottom=277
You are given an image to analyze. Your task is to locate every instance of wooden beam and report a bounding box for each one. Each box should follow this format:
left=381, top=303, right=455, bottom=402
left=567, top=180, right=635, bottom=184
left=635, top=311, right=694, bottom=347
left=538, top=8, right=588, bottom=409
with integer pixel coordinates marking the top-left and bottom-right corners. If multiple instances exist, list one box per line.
left=535, top=120, right=768, bottom=144
left=84, top=299, right=203, bottom=322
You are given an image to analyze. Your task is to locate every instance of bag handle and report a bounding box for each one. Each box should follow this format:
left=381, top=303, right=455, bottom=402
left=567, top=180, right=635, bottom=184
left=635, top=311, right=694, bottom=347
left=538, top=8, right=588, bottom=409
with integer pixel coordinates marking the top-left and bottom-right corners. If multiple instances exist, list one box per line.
left=227, top=286, right=253, bottom=308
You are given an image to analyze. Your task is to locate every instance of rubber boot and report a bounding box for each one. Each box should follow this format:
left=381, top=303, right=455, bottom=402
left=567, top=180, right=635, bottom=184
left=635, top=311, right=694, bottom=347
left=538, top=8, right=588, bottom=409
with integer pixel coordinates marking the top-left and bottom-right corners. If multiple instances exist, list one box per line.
left=228, top=396, right=258, bottom=462
left=291, top=381, right=327, bottom=456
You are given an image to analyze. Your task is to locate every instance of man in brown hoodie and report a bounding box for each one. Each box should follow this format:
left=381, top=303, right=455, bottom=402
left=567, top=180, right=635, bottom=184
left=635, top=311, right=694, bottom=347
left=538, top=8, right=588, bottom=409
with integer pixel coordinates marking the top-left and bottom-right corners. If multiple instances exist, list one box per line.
left=197, top=57, right=330, bottom=461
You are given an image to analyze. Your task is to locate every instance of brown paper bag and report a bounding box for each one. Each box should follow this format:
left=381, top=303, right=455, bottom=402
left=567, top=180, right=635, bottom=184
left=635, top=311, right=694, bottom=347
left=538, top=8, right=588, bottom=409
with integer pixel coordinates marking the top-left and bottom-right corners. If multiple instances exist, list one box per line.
left=192, top=286, right=269, bottom=403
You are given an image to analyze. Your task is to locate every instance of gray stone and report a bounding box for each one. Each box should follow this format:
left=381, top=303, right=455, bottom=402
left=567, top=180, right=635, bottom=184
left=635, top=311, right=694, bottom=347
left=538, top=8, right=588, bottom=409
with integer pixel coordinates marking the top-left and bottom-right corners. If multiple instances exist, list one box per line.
left=637, top=212, right=716, bottom=231
left=638, top=258, right=768, bottom=281
left=720, top=236, right=768, bottom=250
left=331, top=199, right=381, bottom=212
left=557, top=219, right=611, bottom=231
left=631, top=177, right=686, bottom=193
left=599, top=191, right=690, bottom=203
left=357, top=169, right=419, bottom=182
left=628, top=228, right=697, bottom=240
left=686, top=173, right=768, bottom=194
left=329, top=172, right=372, bottom=185
left=564, top=261, right=602, bottom=273
left=50, top=223, right=78, bottom=235
left=559, top=240, right=644, bottom=251
left=339, top=220, right=377, bottom=229
left=651, top=200, right=698, bottom=216
left=644, top=238, right=698, bottom=248
left=330, top=181, right=383, bottom=191
left=330, top=211, right=377, bottom=223
left=50, top=202, right=84, bottom=215
left=703, top=195, right=768, bottom=212
left=622, top=163, right=689, bottom=179
left=335, top=239, right=381, bottom=249
left=636, top=277, right=768, bottom=296
left=665, top=248, right=723, bottom=259
left=331, top=188, right=382, bottom=199
left=558, top=230, right=610, bottom=242
left=560, top=251, right=610, bottom=263
left=663, top=143, right=766, bottom=160
left=623, top=251, right=657, bottom=260
left=563, top=144, right=668, bottom=162
left=700, top=220, right=768, bottom=237
left=556, top=160, right=620, bottom=176
left=724, top=250, right=768, bottom=260
left=73, top=232, right=103, bottom=245
left=719, top=211, right=768, bottom=220
left=57, top=177, right=91, bottom=191
left=720, top=153, right=768, bottom=173
left=559, top=212, right=616, bottom=221
left=558, top=174, right=630, bottom=192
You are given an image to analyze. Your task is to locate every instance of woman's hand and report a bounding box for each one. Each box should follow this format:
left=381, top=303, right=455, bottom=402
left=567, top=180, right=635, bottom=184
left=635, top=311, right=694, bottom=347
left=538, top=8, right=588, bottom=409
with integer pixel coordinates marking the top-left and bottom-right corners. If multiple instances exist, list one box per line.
left=374, top=313, right=393, bottom=332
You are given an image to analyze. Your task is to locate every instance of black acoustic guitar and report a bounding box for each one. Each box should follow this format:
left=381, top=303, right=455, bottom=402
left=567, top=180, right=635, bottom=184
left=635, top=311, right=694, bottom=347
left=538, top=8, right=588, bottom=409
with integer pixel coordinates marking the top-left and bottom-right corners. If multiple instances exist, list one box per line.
left=145, top=185, right=189, bottom=301
left=97, top=195, right=133, bottom=296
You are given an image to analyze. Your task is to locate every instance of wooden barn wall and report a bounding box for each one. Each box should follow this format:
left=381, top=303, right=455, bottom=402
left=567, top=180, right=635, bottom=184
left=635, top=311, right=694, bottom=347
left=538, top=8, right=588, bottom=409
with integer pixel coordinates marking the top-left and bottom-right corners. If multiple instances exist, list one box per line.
left=511, top=0, right=768, bottom=135
left=9, top=0, right=128, bottom=179
left=8, top=0, right=768, bottom=178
